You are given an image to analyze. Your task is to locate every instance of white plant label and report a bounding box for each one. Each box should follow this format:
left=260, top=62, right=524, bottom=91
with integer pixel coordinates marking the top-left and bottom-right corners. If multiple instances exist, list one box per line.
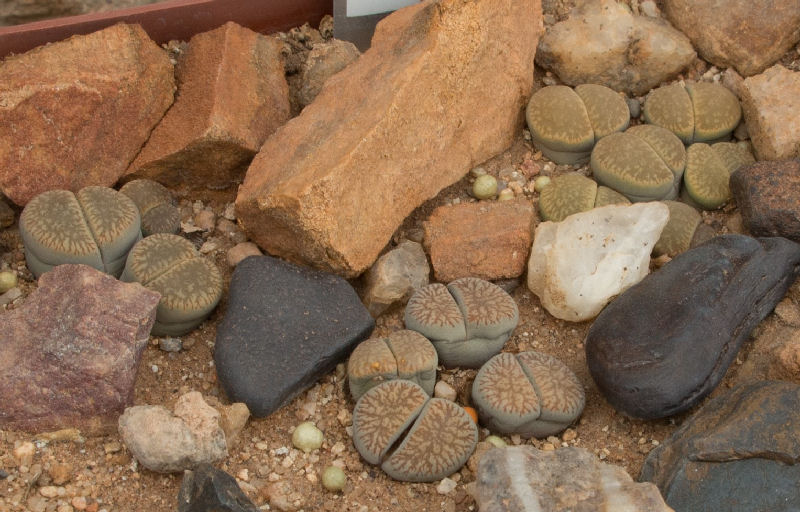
left=346, top=0, right=419, bottom=17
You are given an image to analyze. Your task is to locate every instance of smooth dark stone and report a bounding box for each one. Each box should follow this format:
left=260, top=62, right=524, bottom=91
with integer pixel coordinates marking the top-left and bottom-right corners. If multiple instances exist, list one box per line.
left=641, top=381, right=800, bottom=512
left=215, top=255, right=374, bottom=417
left=585, top=234, right=800, bottom=419
left=177, top=463, right=258, bottom=512
left=731, top=160, right=800, bottom=242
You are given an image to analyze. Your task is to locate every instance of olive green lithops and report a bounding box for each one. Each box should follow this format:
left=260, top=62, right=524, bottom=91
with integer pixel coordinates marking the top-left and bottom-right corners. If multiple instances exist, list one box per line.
left=471, top=351, right=585, bottom=438
left=404, top=278, right=518, bottom=368
left=352, top=380, right=478, bottom=482
left=712, top=141, right=755, bottom=175
left=119, top=179, right=180, bottom=236
left=591, top=125, right=686, bottom=202
left=683, top=143, right=732, bottom=210
left=121, top=233, right=223, bottom=336
left=653, top=201, right=703, bottom=257
left=538, top=173, right=631, bottom=221
left=526, top=84, right=630, bottom=164
left=643, top=82, right=741, bottom=144
left=19, top=187, right=141, bottom=278
left=348, top=330, right=438, bottom=401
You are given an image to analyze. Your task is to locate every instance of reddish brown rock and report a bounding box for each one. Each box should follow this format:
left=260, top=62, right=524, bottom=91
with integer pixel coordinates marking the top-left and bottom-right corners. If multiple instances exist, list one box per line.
left=424, top=199, right=534, bottom=282
left=0, top=264, right=160, bottom=434
left=730, top=160, right=800, bottom=242
left=740, top=65, right=800, bottom=161
left=236, top=0, right=541, bottom=277
left=0, top=23, right=174, bottom=206
left=126, top=22, right=289, bottom=190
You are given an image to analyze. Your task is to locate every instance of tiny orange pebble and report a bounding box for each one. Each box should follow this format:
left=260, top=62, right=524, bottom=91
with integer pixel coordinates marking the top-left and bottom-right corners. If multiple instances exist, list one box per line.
left=464, top=406, right=478, bottom=424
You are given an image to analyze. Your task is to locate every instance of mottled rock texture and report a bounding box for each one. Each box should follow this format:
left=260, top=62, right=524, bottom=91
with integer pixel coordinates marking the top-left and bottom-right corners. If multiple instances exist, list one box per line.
left=178, top=464, right=258, bottom=512
left=362, top=240, right=429, bottom=317
left=740, top=65, right=800, bottom=161
left=731, top=160, right=800, bottom=243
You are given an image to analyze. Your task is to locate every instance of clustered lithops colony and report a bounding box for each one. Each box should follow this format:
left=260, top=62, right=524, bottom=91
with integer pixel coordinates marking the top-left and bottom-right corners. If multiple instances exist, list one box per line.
left=119, top=179, right=181, bottom=237
left=538, top=172, right=630, bottom=222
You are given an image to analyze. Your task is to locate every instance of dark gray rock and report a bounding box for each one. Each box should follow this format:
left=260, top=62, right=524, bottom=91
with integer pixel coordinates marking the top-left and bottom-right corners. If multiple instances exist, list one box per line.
left=731, top=160, right=800, bottom=242
left=214, top=255, right=374, bottom=417
left=586, top=235, right=800, bottom=419
left=178, top=463, right=258, bottom=512
left=641, top=381, right=800, bottom=512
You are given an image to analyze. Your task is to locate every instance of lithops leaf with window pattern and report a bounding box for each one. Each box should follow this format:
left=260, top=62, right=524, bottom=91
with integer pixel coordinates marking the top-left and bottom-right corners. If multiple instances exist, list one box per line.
left=591, top=125, right=686, bottom=202
left=19, top=186, right=141, bottom=278
left=405, top=278, right=518, bottom=368
left=643, top=82, right=741, bottom=144
left=538, top=173, right=631, bottom=221
left=348, top=330, right=438, bottom=401
left=653, top=201, right=703, bottom=257
left=119, top=179, right=180, bottom=236
left=526, top=85, right=629, bottom=164
left=712, top=141, right=755, bottom=175
left=121, top=233, right=223, bottom=336
left=352, top=380, right=478, bottom=482
left=472, top=351, right=584, bottom=438
left=683, top=143, right=732, bottom=210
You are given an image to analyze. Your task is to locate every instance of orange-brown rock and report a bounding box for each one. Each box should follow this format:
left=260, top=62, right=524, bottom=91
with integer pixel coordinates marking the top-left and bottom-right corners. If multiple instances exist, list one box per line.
left=0, top=23, right=174, bottom=206
left=126, top=22, right=289, bottom=190
left=424, top=199, right=535, bottom=282
left=236, top=0, right=541, bottom=277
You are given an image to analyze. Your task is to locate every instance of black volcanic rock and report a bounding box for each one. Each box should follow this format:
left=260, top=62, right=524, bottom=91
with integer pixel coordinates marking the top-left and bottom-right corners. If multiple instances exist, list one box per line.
left=178, top=464, right=258, bottom=512
left=585, top=235, right=800, bottom=419
left=214, top=255, right=374, bottom=417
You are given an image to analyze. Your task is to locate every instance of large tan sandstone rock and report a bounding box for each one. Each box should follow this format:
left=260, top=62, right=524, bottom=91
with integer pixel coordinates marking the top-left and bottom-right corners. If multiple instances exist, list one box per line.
left=126, top=22, right=289, bottom=190
left=0, top=23, right=174, bottom=206
left=740, top=65, right=800, bottom=161
left=236, top=0, right=541, bottom=277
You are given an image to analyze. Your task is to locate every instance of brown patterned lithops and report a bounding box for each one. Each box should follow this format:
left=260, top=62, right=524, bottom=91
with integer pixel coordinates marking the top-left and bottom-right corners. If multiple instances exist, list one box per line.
left=643, top=82, right=741, bottom=144
left=348, top=330, right=438, bottom=401
left=538, top=173, right=630, bottom=222
left=472, top=351, right=585, bottom=438
left=19, top=187, right=141, bottom=278
left=121, top=233, right=223, bottom=336
left=653, top=201, right=703, bottom=257
left=404, top=278, right=519, bottom=368
left=119, top=179, right=180, bottom=236
left=352, top=380, right=478, bottom=482
left=526, top=84, right=630, bottom=164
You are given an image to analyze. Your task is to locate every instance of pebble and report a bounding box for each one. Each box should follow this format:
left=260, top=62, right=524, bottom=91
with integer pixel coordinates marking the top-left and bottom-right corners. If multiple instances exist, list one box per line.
left=291, top=422, right=323, bottom=453
left=437, top=477, right=458, bottom=494
left=39, top=485, right=60, bottom=498
left=0, top=287, right=22, bottom=306
left=227, top=242, right=262, bottom=267
left=321, top=466, right=346, bottom=492
left=71, top=496, right=87, bottom=510
left=13, top=441, right=35, bottom=467
left=194, top=210, right=216, bottom=231
left=0, top=270, right=17, bottom=293
left=433, top=381, right=457, bottom=401
left=158, top=337, right=182, bottom=352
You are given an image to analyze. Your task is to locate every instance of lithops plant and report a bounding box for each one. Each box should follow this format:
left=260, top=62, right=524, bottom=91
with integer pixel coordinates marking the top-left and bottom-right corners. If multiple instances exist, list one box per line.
left=352, top=380, right=478, bottom=482
left=404, top=277, right=518, bottom=368
left=538, top=172, right=630, bottom=222
left=348, top=330, right=438, bottom=401
left=653, top=201, right=703, bottom=257
left=591, top=124, right=687, bottom=202
left=119, top=179, right=180, bottom=236
left=19, top=186, right=141, bottom=278
left=643, top=82, right=741, bottom=144
left=471, top=351, right=585, bottom=438
left=526, top=84, right=630, bottom=164
left=121, top=233, right=223, bottom=336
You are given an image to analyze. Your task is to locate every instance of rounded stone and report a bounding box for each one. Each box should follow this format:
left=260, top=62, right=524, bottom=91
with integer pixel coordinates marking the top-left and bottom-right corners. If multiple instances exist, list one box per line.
left=471, top=351, right=585, bottom=438
left=348, top=330, right=438, bottom=401
left=321, top=466, right=347, bottom=491
left=292, top=422, right=324, bottom=453
left=119, top=179, right=179, bottom=237
left=20, top=187, right=142, bottom=278
left=473, top=175, right=498, bottom=200
left=121, top=233, right=223, bottom=336
left=533, top=176, right=551, bottom=192
left=404, top=278, right=519, bottom=368
left=352, top=380, right=478, bottom=482
left=0, top=270, right=17, bottom=293
left=653, top=201, right=702, bottom=257
left=683, top=143, right=732, bottom=210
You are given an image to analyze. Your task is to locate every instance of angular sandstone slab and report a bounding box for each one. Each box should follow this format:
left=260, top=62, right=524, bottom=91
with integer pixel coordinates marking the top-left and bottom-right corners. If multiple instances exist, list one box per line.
left=126, top=22, right=289, bottom=190
left=236, top=0, right=541, bottom=277
left=0, top=23, right=174, bottom=206
left=740, top=65, right=800, bottom=161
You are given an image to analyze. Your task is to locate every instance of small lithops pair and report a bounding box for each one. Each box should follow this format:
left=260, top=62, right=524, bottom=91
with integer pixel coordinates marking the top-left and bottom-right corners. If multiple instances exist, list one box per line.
left=643, top=82, right=741, bottom=144
left=348, top=330, right=437, bottom=401
left=681, top=141, right=755, bottom=210
left=122, top=233, right=223, bottom=336
left=472, top=351, right=584, bottom=438
left=404, top=277, right=519, bottom=368
left=653, top=201, right=715, bottom=257
left=119, top=179, right=180, bottom=237
left=526, top=84, right=630, bottom=164
left=537, top=173, right=631, bottom=222
left=20, top=186, right=141, bottom=278
left=352, top=379, right=478, bottom=482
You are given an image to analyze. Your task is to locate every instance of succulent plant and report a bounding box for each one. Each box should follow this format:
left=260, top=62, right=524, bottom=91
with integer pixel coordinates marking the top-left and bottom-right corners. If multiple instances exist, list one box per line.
left=404, top=278, right=518, bottom=368
left=682, top=143, right=733, bottom=210
left=643, top=82, right=741, bottom=144
left=526, top=84, right=630, bottom=164
left=712, top=141, right=756, bottom=175
left=19, top=187, right=141, bottom=278
left=348, top=330, right=438, bottom=401
left=472, top=174, right=498, bottom=200
left=121, top=233, right=223, bottom=336
left=292, top=421, right=324, bottom=453
left=538, top=172, right=630, bottom=222
left=119, top=179, right=180, bottom=237
left=471, top=351, right=585, bottom=438
left=352, top=380, right=478, bottom=482
left=653, top=201, right=703, bottom=257
left=591, top=125, right=686, bottom=202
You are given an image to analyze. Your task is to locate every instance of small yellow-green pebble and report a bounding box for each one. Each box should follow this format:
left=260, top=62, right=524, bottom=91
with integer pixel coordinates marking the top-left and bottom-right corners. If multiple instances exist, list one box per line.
left=321, top=466, right=347, bottom=492
left=0, top=270, right=17, bottom=294
left=473, top=175, right=498, bottom=200
left=497, top=188, right=515, bottom=201
left=485, top=435, right=507, bottom=448
left=533, top=175, right=552, bottom=192
left=470, top=166, right=487, bottom=178
left=292, top=422, right=323, bottom=453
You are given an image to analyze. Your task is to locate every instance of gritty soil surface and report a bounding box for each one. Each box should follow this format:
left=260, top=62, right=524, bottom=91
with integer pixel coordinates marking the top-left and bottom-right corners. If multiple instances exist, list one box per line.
left=2, top=1, right=800, bottom=512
